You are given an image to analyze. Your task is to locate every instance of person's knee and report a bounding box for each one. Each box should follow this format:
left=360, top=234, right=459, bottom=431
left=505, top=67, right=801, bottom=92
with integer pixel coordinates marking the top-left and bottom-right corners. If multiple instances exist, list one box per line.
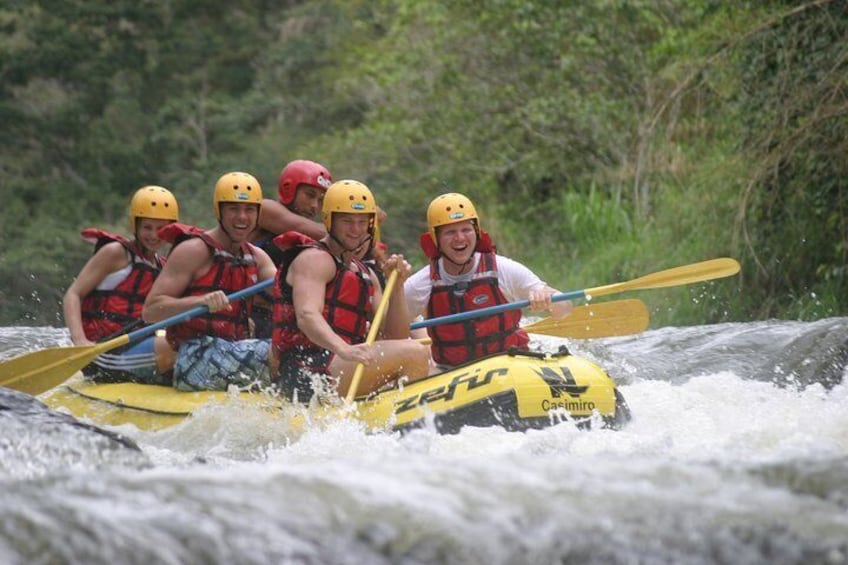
left=402, top=341, right=430, bottom=379
left=154, top=336, right=177, bottom=373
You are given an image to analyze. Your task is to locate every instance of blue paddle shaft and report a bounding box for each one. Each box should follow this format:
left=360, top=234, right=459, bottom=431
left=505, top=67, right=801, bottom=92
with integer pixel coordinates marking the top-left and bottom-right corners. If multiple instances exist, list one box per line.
left=409, top=289, right=585, bottom=330
left=125, top=278, right=274, bottom=343
left=129, top=277, right=573, bottom=338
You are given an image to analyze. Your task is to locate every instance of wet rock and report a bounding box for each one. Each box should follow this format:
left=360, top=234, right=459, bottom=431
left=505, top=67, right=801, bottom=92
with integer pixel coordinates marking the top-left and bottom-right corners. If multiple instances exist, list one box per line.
left=1, top=386, right=145, bottom=480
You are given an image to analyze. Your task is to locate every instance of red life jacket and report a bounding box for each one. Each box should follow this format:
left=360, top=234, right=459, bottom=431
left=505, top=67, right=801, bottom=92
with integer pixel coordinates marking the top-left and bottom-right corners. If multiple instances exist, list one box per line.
left=270, top=232, right=373, bottom=371
left=158, top=223, right=259, bottom=348
left=79, top=229, right=165, bottom=342
left=420, top=230, right=529, bottom=366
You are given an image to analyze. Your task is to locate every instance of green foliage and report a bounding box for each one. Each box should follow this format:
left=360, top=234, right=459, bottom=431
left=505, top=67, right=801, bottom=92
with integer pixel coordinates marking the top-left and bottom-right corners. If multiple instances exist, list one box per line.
left=729, top=0, right=848, bottom=319
left=2, top=0, right=847, bottom=328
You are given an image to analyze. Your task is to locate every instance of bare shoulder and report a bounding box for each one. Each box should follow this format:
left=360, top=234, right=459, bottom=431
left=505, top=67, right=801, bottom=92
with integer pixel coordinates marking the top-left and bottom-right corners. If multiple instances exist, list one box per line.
left=248, top=240, right=272, bottom=256
left=163, top=238, right=210, bottom=271
left=249, top=242, right=277, bottom=276
left=290, top=247, right=335, bottom=280
left=292, top=246, right=334, bottom=266
left=496, top=254, right=536, bottom=275
left=170, top=236, right=209, bottom=256
left=93, top=240, right=131, bottom=269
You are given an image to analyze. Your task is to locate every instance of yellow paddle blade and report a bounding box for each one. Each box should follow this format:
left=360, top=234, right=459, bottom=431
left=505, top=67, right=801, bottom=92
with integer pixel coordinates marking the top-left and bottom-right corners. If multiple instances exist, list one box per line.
left=0, top=335, right=130, bottom=396
left=1, top=279, right=275, bottom=397
left=523, top=299, right=649, bottom=339
left=585, top=258, right=740, bottom=298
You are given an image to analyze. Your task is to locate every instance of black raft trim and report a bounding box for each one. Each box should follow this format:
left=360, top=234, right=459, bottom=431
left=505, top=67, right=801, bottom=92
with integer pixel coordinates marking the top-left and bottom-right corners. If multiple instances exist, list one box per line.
left=391, top=388, right=629, bottom=436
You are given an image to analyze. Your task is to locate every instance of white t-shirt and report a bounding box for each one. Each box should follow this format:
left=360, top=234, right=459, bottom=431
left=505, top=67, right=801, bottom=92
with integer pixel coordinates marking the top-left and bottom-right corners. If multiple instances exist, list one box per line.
left=405, top=252, right=547, bottom=319
left=96, top=263, right=133, bottom=291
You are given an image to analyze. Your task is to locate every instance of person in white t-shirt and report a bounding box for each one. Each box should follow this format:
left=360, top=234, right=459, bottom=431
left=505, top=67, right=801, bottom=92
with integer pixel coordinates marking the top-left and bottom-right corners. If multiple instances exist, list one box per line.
left=406, top=192, right=571, bottom=367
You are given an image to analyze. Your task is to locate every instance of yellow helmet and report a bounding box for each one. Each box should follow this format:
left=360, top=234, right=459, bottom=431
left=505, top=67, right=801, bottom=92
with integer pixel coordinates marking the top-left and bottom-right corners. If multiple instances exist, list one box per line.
left=213, top=171, right=262, bottom=220
left=129, top=185, right=179, bottom=232
left=426, top=192, right=479, bottom=244
left=322, top=180, right=377, bottom=231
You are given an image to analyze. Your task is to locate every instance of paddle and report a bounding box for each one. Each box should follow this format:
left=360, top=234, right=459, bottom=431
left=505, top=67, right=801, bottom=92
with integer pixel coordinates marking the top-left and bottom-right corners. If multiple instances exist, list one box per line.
left=0, top=278, right=275, bottom=396
left=344, top=269, right=399, bottom=403
left=522, top=298, right=650, bottom=339
left=410, top=257, right=740, bottom=330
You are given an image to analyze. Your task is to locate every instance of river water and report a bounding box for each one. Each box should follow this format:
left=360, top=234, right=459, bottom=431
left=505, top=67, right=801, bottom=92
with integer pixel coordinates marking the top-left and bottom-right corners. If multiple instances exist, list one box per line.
left=1, top=318, right=847, bottom=564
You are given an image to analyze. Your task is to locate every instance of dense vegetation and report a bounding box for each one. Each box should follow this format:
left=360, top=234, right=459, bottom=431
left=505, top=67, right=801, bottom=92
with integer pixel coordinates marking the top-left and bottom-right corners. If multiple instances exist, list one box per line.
left=1, top=0, right=846, bottom=328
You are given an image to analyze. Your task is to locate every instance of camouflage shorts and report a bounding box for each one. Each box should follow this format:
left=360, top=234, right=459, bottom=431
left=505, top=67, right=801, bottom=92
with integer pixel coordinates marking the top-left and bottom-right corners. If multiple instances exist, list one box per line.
left=173, top=336, right=271, bottom=391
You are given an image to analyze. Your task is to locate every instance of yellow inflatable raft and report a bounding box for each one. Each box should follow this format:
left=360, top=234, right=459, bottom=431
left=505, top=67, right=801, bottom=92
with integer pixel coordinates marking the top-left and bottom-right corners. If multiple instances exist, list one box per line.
left=42, top=348, right=630, bottom=433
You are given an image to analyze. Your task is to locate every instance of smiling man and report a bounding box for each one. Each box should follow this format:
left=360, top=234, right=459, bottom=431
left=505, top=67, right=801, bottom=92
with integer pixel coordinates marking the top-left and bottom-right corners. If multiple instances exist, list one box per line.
left=254, top=160, right=333, bottom=256
left=142, top=171, right=277, bottom=390
left=249, top=160, right=333, bottom=338
left=405, top=192, right=572, bottom=368
left=268, top=179, right=429, bottom=402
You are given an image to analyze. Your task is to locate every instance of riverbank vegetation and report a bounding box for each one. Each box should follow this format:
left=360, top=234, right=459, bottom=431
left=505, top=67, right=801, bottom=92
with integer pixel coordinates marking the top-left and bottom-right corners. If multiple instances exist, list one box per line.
left=1, top=0, right=845, bottom=327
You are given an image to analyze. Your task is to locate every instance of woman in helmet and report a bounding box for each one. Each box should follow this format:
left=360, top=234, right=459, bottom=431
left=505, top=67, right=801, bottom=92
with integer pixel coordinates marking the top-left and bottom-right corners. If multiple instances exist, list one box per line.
left=405, top=192, right=572, bottom=368
left=142, top=171, right=277, bottom=391
left=268, top=180, right=429, bottom=401
left=62, top=185, right=180, bottom=383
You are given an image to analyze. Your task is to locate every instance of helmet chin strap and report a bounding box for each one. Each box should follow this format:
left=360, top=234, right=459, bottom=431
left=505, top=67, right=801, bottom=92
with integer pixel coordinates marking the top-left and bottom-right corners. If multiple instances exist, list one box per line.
left=435, top=221, right=478, bottom=274
left=441, top=250, right=474, bottom=274
left=218, top=221, right=237, bottom=248
left=133, top=234, right=155, bottom=259
left=330, top=232, right=373, bottom=257
left=218, top=218, right=257, bottom=251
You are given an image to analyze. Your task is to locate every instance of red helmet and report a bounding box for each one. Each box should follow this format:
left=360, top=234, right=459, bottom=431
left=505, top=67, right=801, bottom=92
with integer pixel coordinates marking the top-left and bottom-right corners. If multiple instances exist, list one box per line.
left=277, top=160, right=333, bottom=205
